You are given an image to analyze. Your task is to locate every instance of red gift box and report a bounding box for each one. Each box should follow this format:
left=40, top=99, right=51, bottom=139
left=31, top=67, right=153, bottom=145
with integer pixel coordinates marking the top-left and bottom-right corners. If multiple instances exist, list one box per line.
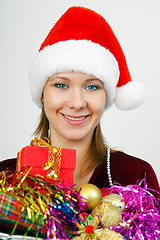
left=16, top=146, right=76, bottom=185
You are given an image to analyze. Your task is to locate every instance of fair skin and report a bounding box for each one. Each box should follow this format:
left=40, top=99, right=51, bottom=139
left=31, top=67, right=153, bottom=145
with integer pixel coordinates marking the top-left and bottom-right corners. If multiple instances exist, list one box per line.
left=42, top=72, right=106, bottom=186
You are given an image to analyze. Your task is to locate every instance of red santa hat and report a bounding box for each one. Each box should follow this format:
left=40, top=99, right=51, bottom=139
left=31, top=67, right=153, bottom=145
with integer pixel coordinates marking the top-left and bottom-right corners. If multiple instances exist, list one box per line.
left=29, top=6, right=145, bottom=110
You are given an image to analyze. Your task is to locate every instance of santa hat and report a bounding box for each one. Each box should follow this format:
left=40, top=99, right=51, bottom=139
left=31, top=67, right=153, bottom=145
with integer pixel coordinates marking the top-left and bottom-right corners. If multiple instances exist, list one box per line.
left=29, top=6, right=145, bottom=110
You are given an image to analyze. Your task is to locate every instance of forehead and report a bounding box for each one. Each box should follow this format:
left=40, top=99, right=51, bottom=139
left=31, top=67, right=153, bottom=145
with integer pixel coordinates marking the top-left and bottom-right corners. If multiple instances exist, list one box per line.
left=50, top=72, right=103, bottom=83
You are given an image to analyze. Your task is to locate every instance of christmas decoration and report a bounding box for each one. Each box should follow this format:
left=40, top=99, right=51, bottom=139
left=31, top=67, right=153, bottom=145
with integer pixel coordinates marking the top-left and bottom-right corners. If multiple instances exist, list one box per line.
left=73, top=214, right=125, bottom=240
left=76, top=184, right=102, bottom=211
left=104, top=193, right=125, bottom=210
left=0, top=169, right=159, bottom=239
left=0, top=139, right=159, bottom=239
left=0, top=167, right=86, bottom=239
left=109, top=180, right=160, bottom=239
left=91, top=195, right=123, bottom=228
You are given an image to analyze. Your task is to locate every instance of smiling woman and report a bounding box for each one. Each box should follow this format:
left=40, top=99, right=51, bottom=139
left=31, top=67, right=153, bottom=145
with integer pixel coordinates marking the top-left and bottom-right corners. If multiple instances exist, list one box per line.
left=0, top=6, right=159, bottom=195
left=23, top=6, right=158, bottom=194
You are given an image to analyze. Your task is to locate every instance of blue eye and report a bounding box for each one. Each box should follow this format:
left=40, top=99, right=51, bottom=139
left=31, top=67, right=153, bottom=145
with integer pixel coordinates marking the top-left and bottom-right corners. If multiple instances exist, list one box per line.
left=86, top=85, right=100, bottom=91
left=54, top=83, right=68, bottom=89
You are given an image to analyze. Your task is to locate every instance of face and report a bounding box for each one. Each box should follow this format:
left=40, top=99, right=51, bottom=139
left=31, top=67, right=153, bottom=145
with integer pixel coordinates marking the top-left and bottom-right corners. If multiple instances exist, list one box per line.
left=42, top=72, right=106, bottom=145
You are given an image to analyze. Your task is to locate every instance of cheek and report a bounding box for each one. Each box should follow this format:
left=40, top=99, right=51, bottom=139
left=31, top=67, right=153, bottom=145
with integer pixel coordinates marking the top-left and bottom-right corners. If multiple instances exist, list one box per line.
left=89, top=93, right=106, bottom=113
left=43, top=89, right=62, bottom=111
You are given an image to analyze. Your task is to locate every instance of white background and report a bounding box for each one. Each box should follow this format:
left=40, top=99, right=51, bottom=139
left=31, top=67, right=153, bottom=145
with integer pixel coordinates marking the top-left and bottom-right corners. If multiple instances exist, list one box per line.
left=0, top=0, right=159, bottom=182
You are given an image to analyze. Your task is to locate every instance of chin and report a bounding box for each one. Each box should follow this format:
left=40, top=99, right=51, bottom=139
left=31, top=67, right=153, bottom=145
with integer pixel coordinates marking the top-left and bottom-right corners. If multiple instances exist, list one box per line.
left=62, top=130, right=91, bottom=142
left=64, top=135, right=87, bottom=142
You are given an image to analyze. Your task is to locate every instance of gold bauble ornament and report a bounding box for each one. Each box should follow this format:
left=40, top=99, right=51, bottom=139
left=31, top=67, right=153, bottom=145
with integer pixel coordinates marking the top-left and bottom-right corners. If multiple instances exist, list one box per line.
left=92, top=200, right=122, bottom=228
left=100, top=203, right=122, bottom=227
left=103, top=193, right=125, bottom=210
left=91, top=193, right=124, bottom=228
left=76, top=183, right=102, bottom=211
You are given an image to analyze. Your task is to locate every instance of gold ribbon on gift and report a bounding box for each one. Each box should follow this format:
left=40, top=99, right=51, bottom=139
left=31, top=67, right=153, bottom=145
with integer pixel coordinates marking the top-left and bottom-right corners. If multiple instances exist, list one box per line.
left=30, top=137, right=62, bottom=179
left=18, top=137, right=62, bottom=179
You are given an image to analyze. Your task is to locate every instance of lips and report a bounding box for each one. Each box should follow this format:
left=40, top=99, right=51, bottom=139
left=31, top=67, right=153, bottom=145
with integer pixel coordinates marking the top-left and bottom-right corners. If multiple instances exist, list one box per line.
left=63, top=114, right=87, bottom=121
left=61, top=113, right=90, bottom=125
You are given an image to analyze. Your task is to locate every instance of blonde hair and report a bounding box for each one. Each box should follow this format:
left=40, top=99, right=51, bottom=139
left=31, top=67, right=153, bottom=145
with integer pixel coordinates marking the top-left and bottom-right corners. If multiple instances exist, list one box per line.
left=34, top=103, right=109, bottom=167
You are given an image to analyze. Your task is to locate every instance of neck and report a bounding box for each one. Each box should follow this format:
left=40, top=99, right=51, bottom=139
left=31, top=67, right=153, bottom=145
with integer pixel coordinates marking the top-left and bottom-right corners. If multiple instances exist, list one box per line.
left=50, top=132, right=95, bottom=186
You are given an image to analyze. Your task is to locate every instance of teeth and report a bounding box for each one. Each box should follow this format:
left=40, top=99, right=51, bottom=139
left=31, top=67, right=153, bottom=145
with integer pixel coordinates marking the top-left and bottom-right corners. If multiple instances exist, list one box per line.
left=64, top=115, right=86, bottom=121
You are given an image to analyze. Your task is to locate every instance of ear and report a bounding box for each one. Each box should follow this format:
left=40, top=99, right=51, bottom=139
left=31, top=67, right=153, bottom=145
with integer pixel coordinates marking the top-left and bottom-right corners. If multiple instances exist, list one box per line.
left=41, top=93, right=44, bottom=103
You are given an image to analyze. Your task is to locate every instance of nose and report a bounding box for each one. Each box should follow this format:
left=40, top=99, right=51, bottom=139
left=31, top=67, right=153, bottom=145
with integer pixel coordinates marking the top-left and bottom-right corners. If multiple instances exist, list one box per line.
left=67, top=88, right=87, bottom=110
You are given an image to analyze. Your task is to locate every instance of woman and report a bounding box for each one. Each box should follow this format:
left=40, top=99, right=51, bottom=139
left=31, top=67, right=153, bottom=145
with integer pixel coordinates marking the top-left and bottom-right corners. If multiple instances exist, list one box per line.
left=0, top=6, right=159, bottom=197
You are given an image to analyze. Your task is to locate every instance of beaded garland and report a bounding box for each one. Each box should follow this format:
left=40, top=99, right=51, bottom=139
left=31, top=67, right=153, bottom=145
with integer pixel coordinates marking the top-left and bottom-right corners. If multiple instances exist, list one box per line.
left=105, top=145, right=113, bottom=186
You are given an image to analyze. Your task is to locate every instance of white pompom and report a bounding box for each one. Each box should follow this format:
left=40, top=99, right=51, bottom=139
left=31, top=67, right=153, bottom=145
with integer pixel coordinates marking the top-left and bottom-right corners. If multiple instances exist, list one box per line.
left=114, top=81, right=146, bottom=110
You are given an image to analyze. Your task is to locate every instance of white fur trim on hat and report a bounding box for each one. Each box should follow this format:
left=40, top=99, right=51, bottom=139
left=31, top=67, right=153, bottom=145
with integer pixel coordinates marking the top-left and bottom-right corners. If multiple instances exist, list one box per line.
left=29, top=40, right=120, bottom=108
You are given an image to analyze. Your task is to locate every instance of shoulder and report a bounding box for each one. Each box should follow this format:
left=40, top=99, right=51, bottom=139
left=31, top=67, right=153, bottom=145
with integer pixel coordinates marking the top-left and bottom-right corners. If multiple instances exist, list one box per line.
left=91, top=151, right=159, bottom=195
left=111, top=151, right=150, bottom=171
left=110, top=151, right=153, bottom=182
left=97, top=150, right=151, bottom=176
left=0, top=158, right=17, bottom=172
left=111, top=151, right=160, bottom=198
left=110, top=151, right=158, bottom=179
left=91, top=151, right=149, bottom=186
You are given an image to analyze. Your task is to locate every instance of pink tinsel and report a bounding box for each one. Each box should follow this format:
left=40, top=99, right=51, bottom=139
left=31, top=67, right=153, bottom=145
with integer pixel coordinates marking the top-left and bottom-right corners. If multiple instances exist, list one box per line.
left=109, top=179, right=160, bottom=240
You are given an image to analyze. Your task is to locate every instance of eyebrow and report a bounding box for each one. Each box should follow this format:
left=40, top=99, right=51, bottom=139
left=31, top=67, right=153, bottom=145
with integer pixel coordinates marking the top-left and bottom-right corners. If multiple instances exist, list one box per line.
left=49, top=76, right=104, bottom=85
left=49, top=76, right=69, bottom=81
left=85, top=78, right=104, bottom=85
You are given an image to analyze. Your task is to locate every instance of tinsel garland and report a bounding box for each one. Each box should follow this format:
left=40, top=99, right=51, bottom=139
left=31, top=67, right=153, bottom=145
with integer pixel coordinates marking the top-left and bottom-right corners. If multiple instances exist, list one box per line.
left=0, top=167, right=86, bottom=239
left=0, top=168, right=159, bottom=239
left=109, top=180, right=160, bottom=239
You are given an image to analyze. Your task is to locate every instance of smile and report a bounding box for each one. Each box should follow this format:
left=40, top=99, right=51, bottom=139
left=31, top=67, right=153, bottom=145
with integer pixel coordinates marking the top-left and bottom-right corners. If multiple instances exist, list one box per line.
left=63, top=114, right=87, bottom=121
